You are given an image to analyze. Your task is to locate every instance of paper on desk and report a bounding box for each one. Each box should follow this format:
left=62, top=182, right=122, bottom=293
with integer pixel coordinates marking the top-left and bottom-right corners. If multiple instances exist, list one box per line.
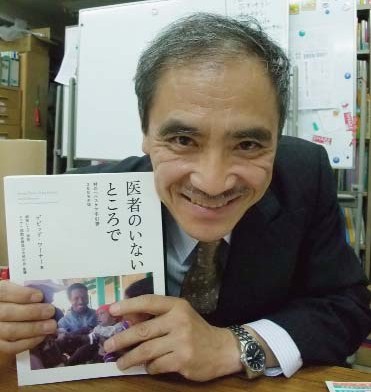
left=326, top=381, right=371, bottom=392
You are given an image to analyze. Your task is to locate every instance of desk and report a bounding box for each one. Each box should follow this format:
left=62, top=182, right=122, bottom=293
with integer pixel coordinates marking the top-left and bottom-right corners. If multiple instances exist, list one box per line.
left=0, top=353, right=369, bottom=391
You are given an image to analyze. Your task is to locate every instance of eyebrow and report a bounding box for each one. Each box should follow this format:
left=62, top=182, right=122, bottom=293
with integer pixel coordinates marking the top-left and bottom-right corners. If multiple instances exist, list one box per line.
left=158, top=119, right=198, bottom=138
left=229, top=128, right=273, bottom=143
left=158, top=119, right=273, bottom=142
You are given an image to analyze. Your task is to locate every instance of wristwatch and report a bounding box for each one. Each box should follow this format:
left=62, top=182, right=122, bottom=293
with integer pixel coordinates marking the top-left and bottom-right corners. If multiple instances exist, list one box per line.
left=228, top=325, right=266, bottom=379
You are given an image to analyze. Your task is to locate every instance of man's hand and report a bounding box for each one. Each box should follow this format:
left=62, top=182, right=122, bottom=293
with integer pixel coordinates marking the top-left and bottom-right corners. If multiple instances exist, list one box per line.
left=104, top=295, right=243, bottom=381
left=0, top=280, right=57, bottom=354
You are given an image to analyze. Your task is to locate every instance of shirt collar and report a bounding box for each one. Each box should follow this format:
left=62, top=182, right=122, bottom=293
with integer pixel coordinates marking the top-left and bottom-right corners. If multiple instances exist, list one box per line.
left=165, top=211, right=231, bottom=265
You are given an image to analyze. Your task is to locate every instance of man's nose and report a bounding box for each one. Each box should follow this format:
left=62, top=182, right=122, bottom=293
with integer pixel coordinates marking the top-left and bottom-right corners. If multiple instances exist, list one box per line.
left=190, top=152, right=236, bottom=196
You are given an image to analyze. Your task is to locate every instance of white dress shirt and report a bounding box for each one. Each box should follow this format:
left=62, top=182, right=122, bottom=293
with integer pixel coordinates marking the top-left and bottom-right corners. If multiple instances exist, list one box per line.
left=165, top=212, right=303, bottom=377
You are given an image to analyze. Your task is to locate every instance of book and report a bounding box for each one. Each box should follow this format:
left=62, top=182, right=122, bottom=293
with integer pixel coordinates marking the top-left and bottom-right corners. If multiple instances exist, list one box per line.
left=341, top=207, right=365, bottom=249
left=4, top=172, right=165, bottom=386
left=326, top=381, right=371, bottom=392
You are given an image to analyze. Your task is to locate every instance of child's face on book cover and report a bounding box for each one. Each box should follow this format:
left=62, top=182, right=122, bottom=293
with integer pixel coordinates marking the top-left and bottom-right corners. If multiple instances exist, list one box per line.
left=97, top=309, right=116, bottom=326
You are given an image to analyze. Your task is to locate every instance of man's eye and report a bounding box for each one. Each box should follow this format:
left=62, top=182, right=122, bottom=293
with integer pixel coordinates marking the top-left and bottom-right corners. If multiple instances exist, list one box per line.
left=170, top=136, right=195, bottom=146
left=237, top=141, right=261, bottom=151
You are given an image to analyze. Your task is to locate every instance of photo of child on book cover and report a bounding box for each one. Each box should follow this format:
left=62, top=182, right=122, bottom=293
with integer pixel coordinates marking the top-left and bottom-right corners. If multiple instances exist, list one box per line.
left=26, top=273, right=154, bottom=370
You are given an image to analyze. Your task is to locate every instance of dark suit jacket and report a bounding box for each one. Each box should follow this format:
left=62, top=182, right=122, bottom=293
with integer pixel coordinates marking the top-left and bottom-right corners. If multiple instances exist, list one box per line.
left=74, top=136, right=371, bottom=366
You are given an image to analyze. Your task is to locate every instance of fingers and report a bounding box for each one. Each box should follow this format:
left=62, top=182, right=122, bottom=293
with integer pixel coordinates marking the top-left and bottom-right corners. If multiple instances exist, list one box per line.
left=105, top=314, right=168, bottom=353
left=145, top=353, right=180, bottom=375
left=0, top=280, right=43, bottom=304
left=116, top=336, right=172, bottom=371
left=0, top=336, right=46, bottom=355
left=110, top=295, right=181, bottom=318
left=0, top=302, right=55, bottom=322
left=0, top=319, right=57, bottom=341
left=0, top=281, right=57, bottom=356
left=121, top=313, right=152, bottom=325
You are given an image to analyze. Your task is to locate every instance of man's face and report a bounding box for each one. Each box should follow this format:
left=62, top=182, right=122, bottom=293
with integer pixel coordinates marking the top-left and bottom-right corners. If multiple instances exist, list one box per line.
left=69, top=288, right=89, bottom=314
left=142, top=58, right=280, bottom=242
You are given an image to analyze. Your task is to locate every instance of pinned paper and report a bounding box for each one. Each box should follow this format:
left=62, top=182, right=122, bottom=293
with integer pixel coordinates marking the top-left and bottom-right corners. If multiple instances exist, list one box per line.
left=55, top=26, right=79, bottom=86
left=301, top=0, right=317, bottom=12
left=55, top=43, right=78, bottom=85
left=290, top=2, right=300, bottom=15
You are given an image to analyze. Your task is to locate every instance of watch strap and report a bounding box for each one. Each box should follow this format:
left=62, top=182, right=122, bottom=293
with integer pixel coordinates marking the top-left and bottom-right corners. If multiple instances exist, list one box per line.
left=228, top=325, right=266, bottom=379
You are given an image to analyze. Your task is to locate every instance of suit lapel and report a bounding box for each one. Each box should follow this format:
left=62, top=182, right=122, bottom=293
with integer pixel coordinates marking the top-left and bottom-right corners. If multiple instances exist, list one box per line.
left=215, top=188, right=306, bottom=325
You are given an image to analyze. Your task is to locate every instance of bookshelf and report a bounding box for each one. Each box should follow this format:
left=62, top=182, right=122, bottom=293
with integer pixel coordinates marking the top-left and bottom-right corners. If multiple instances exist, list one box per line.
left=0, top=28, right=50, bottom=141
left=356, top=4, right=371, bottom=278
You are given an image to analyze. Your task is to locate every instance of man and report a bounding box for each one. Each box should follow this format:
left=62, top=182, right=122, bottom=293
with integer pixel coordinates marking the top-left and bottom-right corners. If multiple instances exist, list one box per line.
left=0, top=13, right=370, bottom=382
left=58, top=283, right=97, bottom=333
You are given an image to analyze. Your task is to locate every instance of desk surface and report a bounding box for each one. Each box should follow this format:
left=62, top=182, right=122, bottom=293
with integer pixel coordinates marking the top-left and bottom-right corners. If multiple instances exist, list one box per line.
left=0, top=353, right=370, bottom=391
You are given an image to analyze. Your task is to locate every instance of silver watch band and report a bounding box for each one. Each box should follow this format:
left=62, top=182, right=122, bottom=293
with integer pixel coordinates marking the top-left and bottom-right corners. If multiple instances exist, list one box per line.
left=228, top=325, right=266, bottom=379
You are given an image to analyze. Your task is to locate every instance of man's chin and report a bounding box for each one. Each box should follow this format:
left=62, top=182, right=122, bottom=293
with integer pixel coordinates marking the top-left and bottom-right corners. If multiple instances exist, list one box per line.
left=180, top=222, right=231, bottom=242
left=74, top=307, right=87, bottom=313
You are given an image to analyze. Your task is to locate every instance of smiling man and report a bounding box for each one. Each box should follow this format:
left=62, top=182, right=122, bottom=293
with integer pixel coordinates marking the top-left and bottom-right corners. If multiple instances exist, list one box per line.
left=58, top=283, right=97, bottom=333
left=143, top=58, right=278, bottom=243
left=0, top=13, right=370, bottom=382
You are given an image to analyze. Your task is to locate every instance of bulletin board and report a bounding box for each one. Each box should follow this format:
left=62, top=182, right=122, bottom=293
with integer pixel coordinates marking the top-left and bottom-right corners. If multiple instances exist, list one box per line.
left=289, top=0, right=356, bottom=169
left=226, top=0, right=289, bottom=51
left=75, top=0, right=226, bottom=160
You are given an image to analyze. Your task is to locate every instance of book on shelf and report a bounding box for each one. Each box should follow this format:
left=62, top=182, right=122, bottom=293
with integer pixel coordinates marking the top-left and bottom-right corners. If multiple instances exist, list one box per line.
left=341, top=207, right=365, bottom=248
left=356, top=60, right=371, bottom=140
left=357, top=19, right=369, bottom=51
left=343, top=147, right=369, bottom=191
left=0, top=51, right=19, bottom=87
left=4, top=172, right=165, bottom=386
left=358, top=0, right=371, bottom=6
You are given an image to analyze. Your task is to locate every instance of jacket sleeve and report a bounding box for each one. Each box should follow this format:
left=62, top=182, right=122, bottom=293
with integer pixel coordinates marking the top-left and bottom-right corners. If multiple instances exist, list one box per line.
left=266, top=146, right=371, bottom=365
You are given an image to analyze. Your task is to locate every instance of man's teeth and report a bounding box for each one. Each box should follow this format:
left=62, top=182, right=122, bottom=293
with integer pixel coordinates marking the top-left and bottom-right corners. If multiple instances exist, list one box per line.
left=190, top=199, right=229, bottom=208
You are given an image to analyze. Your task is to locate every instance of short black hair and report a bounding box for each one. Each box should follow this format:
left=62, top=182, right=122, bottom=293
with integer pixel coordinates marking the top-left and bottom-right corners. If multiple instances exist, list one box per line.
left=125, top=276, right=154, bottom=298
left=67, top=283, right=88, bottom=298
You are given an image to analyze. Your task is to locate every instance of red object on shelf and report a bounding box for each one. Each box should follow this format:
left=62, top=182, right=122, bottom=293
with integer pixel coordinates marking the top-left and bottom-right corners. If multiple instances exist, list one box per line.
left=0, top=267, right=9, bottom=280
left=34, top=86, right=41, bottom=127
left=34, top=106, right=41, bottom=127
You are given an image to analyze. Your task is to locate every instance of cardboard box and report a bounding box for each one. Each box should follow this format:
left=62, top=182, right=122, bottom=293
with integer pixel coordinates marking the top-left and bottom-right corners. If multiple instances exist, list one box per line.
left=0, top=140, right=46, bottom=265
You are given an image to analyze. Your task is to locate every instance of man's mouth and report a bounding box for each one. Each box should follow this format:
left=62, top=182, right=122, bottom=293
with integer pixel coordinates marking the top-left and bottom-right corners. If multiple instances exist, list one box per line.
left=181, top=193, right=240, bottom=209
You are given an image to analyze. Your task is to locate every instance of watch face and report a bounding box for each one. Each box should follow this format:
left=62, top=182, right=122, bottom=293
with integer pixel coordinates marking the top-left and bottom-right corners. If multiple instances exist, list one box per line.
left=244, top=341, right=265, bottom=372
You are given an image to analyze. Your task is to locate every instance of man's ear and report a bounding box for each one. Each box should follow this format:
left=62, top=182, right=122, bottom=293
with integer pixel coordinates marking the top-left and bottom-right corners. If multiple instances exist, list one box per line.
left=142, top=134, right=150, bottom=155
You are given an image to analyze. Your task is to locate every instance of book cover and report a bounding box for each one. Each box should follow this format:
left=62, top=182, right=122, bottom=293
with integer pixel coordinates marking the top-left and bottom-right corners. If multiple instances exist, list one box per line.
left=326, top=381, right=371, bottom=392
left=4, top=172, right=165, bottom=386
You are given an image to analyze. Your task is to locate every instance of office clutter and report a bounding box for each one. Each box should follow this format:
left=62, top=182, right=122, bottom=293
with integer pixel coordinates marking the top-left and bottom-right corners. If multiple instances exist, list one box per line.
left=0, top=51, right=20, bottom=87
left=0, top=85, right=21, bottom=139
left=354, top=4, right=371, bottom=274
left=0, top=28, right=50, bottom=141
left=0, top=139, right=46, bottom=266
left=0, top=267, right=9, bottom=280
